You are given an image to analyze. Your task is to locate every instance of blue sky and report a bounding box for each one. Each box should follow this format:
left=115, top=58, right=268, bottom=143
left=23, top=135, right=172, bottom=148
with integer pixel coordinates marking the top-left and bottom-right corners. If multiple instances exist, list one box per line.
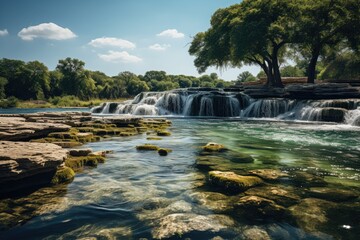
left=0, top=0, right=260, bottom=80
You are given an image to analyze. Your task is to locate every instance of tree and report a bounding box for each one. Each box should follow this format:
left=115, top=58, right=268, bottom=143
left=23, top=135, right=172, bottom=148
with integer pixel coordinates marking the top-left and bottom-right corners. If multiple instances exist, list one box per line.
left=26, top=61, right=50, bottom=99
left=189, top=0, right=297, bottom=87
left=0, top=77, right=8, bottom=99
left=293, top=0, right=360, bottom=83
left=280, top=65, right=305, bottom=77
left=237, top=71, right=256, bottom=83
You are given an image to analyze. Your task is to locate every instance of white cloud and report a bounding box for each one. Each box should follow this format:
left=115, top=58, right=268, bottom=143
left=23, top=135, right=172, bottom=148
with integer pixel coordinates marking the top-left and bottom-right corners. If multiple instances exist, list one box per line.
left=89, top=37, right=136, bottom=49
left=18, top=22, right=76, bottom=41
left=149, top=43, right=171, bottom=51
left=157, top=29, right=184, bottom=39
left=98, top=50, right=142, bottom=63
left=0, top=29, right=8, bottom=36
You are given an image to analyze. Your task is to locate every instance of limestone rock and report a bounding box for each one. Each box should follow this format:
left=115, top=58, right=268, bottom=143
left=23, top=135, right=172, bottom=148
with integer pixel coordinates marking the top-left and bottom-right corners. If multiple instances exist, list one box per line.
left=0, top=141, right=68, bottom=194
left=244, top=185, right=301, bottom=207
left=248, top=169, right=289, bottom=181
left=69, top=148, right=92, bottom=157
left=208, top=171, right=263, bottom=192
left=151, top=213, right=235, bottom=239
left=319, top=107, right=347, bottom=122
left=307, top=187, right=359, bottom=202
left=0, top=117, right=71, bottom=141
left=235, top=196, right=288, bottom=220
left=203, top=142, right=227, bottom=152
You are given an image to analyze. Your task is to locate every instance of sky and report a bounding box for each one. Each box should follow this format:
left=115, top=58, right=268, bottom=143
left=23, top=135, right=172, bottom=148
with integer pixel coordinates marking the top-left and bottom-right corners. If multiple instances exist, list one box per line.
left=0, top=0, right=260, bottom=81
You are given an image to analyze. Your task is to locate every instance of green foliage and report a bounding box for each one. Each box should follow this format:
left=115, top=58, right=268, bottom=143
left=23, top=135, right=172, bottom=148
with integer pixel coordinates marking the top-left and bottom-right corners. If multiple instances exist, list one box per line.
left=0, top=96, right=18, bottom=108
left=237, top=71, right=256, bottom=83
left=0, top=76, right=8, bottom=99
left=280, top=66, right=305, bottom=77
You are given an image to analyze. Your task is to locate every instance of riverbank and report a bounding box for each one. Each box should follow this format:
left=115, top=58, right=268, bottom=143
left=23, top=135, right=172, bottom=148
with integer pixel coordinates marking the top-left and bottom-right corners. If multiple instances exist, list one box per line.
left=0, top=112, right=172, bottom=198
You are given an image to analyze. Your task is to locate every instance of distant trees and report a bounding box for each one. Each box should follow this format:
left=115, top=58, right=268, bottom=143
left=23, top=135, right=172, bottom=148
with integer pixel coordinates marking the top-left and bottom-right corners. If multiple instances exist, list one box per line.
left=0, top=57, right=233, bottom=102
left=237, top=71, right=256, bottom=83
left=189, top=0, right=360, bottom=86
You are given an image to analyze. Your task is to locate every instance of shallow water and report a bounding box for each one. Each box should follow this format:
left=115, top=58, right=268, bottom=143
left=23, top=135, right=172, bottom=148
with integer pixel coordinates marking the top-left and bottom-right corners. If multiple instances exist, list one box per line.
left=1, top=119, right=359, bottom=239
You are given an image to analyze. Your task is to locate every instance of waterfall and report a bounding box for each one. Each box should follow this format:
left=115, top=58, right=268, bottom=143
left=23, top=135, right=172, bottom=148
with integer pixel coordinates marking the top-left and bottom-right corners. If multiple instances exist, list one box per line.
left=345, top=107, right=360, bottom=126
left=241, top=99, right=296, bottom=118
left=90, top=89, right=360, bottom=125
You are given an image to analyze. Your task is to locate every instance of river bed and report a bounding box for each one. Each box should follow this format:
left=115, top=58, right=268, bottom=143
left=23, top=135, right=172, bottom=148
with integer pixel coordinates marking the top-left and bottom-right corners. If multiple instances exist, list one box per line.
left=1, top=119, right=359, bottom=239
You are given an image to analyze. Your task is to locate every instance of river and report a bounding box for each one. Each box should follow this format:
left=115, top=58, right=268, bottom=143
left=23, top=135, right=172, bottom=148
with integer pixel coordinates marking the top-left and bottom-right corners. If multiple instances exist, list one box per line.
left=1, top=117, right=359, bottom=239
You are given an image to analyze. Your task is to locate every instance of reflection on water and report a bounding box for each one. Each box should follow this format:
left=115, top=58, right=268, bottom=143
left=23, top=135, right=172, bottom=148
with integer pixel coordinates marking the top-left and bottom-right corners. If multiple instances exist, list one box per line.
left=1, top=119, right=359, bottom=239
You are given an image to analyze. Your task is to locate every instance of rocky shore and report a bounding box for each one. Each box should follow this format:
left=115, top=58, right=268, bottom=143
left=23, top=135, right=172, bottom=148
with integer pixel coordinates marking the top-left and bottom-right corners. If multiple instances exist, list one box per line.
left=0, top=112, right=172, bottom=197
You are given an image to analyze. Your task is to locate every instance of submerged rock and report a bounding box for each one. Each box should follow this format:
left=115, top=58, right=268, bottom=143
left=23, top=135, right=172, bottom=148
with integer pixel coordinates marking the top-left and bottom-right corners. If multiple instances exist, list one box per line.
left=50, top=166, right=75, bottom=184
left=203, top=142, right=227, bottom=152
left=307, top=187, right=359, bottom=202
left=248, top=169, right=289, bottom=181
left=244, top=185, right=301, bottom=207
left=235, top=196, right=288, bottom=221
left=289, top=198, right=337, bottom=233
left=151, top=213, right=235, bottom=239
left=241, top=226, right=271, bottom=240
left=158, top=148, right=172, bottom=156
left=208, top=171, right=263, bottom=193
left=186, top=191, right=237, bottom=213
left=136, top=144, right=160, bottom=151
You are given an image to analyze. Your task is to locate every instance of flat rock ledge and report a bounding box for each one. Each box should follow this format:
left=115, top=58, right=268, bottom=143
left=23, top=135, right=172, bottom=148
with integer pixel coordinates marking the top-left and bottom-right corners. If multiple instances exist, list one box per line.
left=0, top=116, right=71, bottom=141
left=0, top=141, right=68, bottom=195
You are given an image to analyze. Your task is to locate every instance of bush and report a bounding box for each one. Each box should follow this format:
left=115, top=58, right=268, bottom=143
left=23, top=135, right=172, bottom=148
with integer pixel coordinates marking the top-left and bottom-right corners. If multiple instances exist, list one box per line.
left=0, top=96, right=19, bottom=108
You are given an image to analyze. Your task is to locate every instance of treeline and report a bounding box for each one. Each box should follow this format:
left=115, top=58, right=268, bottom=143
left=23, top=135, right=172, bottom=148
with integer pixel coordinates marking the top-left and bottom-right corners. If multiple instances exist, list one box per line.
left=0, top=57, right=233, bottom=103
left=189, top=0, right=360, bottom=87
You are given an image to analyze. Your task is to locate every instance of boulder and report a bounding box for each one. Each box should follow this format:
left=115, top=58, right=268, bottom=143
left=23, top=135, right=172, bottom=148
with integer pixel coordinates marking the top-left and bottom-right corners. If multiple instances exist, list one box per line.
left=248, top=169, right=288, bottom=181
left=151, top=213, right=235, bottom=239
left=235, top=196, right=288, bottom=221
left=319, top=107, right=347, bottom=122
left=0, top=117, right=71, bottom=141
left=203, top=142, right=227, bottom=152
left=244, top=185, right=301, bottom=207
left=158, top=148, right=172, bottom=156
left=69, top=148, right=92, bottom=157
left=0, top=141, right=68, bottom=195
left=208, top=171, right=263, bottom=192
left=307, top=187, right=359, bottom=202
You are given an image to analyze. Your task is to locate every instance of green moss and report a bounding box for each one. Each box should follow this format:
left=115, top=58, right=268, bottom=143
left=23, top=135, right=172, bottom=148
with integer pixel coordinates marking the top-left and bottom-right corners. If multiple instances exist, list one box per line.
left=203, top=142, right=227, bottom=152
left=157, top=130, right=171, bottom=136
left=208, top=171, right=263, bottom=192
left=136, top=144, right=160, bottom=151
left=120, top=132, right=136, bottom=136
left=65, top=155, right=106, bottom=171
left=48, top=132, right=76, bottom=139
left=158, top=148, right=172, bottom=156
left=53, top=141, right=82, bottom=148
left=136, top=127, right=148, bottom=133
left=76, top=127, right=95, bottom=133
left=147, top=137, right=162, bottom=140
left=51, top=166, right=75, bottom=184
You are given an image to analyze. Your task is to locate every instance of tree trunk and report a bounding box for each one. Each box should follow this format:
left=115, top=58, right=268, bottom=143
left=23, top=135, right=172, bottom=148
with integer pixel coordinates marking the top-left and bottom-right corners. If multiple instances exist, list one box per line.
left=264, top=60, right=275, bottom=87
left=272, top=46, right=283, bottom=88
left=307, top=47, right=320, bottom=84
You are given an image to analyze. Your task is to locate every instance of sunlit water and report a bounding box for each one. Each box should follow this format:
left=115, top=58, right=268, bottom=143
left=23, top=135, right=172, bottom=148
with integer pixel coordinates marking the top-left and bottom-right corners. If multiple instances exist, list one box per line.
left=1, top=119, right=359, bottom=239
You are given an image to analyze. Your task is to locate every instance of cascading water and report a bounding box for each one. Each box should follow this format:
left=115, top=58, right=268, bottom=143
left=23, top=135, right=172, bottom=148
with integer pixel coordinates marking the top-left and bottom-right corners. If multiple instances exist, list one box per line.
left=91, top=89, right=360, bottom=125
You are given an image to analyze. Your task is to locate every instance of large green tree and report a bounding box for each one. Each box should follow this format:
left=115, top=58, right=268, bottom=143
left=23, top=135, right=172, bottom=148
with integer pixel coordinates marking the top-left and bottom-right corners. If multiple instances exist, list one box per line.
left=292, top=0, right=360, bottom=83
left=189, top=0, right=296, bottom=87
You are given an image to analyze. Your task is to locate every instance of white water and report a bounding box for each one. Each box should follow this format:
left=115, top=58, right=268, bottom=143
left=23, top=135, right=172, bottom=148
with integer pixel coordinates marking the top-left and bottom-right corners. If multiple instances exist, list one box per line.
left=91, top=90, right=360, bottom=125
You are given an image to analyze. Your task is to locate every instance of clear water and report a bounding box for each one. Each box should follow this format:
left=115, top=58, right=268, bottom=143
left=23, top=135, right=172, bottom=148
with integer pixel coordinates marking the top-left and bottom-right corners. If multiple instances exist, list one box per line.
left=1, top=119, right=359, bottom=239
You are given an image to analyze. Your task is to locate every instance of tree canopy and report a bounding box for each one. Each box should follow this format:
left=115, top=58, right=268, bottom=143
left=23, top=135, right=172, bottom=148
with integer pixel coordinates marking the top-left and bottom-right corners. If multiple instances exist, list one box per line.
left=189, top=0, right=359, bottom=86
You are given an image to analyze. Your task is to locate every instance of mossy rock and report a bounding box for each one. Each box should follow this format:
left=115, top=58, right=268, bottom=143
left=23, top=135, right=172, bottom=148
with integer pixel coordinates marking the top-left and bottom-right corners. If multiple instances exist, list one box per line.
left=157, top=130, right=171, bottom=136
left=76, top=127, right=96, bottom=133
left=65, top=155, right=106, bottom=171
left=136, top=144, right=160, bottom=151
left=209, top=171, right=263, bottom=193
left=53, top=141, right=82, bottom=148
left=230, top=152, right=254, bottom=163
left=147, top=137, right=162, bottom=140
left=136, top=127, right=148, bottom=133
left=51, top=166, right=75, bottom=184
left=48, top=132, right=76, bottom=140
left=120, top=132, right=136, bottom=137
left=203, top=142, right=227, bottom=152
left=158, top=148, right=172, bottom=156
